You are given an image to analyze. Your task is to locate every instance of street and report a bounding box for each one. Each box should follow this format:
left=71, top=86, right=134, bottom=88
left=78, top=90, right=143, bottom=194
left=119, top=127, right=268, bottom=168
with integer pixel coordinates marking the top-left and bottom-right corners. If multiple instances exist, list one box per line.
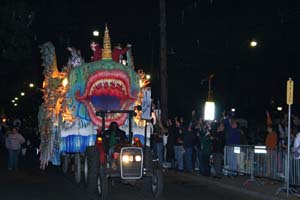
left=0, top=150, right=259, bottom=200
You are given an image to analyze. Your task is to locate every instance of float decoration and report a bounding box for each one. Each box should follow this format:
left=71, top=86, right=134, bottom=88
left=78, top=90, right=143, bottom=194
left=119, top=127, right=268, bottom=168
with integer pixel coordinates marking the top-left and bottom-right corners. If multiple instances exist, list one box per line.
left=38, top=26, right=151, bottom=168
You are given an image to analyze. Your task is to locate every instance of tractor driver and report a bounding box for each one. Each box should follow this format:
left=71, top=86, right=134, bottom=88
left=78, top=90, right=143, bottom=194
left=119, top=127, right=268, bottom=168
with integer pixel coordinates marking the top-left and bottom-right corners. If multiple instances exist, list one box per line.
left=103, top=122, right=127, bottom=156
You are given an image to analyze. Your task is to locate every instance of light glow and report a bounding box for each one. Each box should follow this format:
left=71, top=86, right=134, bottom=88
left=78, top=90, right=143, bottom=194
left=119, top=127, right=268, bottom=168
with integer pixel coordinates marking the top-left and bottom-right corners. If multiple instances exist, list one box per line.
left=277, top=107, right=283, bottom=111
left=135, top=155, right=142, bottom=162
left=122, top=155, right=130, bottom=163
left=14, top=97, right=18, bottom=100
left=234, top=146, right=241, bottom=154
left=96, top=137, right=102, bottom=144
left=93, top=30, right=99, bottom=37
left=21, top=92, right=25, bottom=96
left=146, top=74, right=151, bottom=80
left=204, top=101, right=215, bottom=121
left=254, top=149, right=267, bottom=154
left=62, top=78, right=68, bottom=87
left=254, top=146, right=267, bottom=154
left=250, top=40, right=257, bottom=47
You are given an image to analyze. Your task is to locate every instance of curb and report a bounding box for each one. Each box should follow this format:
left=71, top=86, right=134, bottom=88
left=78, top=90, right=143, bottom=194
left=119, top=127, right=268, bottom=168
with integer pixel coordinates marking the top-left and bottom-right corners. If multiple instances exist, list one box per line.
left=175, top=172, right=286, bottom=200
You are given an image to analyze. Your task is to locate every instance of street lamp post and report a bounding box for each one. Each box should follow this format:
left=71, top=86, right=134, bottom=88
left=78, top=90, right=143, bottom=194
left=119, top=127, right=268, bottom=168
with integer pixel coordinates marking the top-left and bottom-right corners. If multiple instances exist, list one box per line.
left=204, top=74, right=215, bottom=121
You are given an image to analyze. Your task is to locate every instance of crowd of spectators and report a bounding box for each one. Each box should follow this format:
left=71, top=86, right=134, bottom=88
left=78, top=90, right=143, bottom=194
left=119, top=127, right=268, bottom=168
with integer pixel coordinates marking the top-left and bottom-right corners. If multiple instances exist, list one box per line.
left=149, top=109, right=300, bottom=178
left=0, top=118, right=40, bottom=171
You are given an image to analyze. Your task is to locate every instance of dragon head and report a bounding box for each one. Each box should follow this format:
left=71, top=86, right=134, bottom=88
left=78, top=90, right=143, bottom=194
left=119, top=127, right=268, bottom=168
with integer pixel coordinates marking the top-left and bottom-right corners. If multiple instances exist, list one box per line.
left=68, top=60, right=140, bottom=128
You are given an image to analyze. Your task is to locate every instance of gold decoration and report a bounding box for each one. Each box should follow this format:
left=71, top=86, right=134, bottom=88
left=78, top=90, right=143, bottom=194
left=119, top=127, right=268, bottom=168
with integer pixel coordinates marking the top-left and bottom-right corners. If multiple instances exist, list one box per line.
left=102, top=24, right=112, bottom=60
left=133, top=70, right=151, bottom=127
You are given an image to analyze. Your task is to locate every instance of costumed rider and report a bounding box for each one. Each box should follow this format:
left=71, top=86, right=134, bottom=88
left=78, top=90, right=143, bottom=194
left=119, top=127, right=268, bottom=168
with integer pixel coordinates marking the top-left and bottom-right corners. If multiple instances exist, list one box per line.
left=112, top=43, right=131, bottom=63
left=103, top=122, right=127, bottom=160
left=90, top=40, right=102, bottom=61
left=67, top=47, right=84, bottom=67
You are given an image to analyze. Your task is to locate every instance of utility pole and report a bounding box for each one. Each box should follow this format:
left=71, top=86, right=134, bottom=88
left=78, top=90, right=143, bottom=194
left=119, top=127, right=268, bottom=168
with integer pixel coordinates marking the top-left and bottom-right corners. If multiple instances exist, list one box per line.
left=159, top=0, right=168, bottom=121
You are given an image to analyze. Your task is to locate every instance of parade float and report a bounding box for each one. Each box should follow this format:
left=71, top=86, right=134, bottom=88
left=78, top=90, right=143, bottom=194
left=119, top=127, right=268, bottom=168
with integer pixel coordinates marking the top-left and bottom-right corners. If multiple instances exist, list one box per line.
left=38, top=26, right=163, bottom=199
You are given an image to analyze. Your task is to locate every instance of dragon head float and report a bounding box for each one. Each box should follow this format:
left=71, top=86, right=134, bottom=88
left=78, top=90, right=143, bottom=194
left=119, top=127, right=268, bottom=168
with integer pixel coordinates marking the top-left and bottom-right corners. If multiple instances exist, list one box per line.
left=38, top=25, right=148, bottom=167
left=66, top=26, right=140, bottom=128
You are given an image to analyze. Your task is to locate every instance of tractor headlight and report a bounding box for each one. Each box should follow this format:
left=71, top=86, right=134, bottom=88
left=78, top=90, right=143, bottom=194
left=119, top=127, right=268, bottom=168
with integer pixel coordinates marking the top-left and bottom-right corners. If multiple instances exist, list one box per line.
left=135, top=155, right=142, bottom=162
left=122, top=155, right=130, bottom=163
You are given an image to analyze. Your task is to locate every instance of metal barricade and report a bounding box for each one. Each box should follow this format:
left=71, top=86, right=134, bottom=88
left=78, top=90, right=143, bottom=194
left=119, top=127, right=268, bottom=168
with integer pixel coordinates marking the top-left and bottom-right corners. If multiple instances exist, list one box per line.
left=224, top=145, right=300, bottom=188
left=223, top=145, right=252, bottom=176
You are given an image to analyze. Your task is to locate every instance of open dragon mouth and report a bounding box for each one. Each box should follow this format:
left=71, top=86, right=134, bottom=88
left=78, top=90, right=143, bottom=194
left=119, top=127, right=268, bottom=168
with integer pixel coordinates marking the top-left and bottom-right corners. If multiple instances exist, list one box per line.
left=76, top=69, right=136, bottom=127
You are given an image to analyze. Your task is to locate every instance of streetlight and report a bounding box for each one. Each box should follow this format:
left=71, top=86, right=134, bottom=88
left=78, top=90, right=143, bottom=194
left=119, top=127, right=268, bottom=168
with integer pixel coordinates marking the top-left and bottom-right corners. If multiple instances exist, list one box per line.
left=21, top=92, right=25, bottom=96
left=14, top=103, right=18, bottom=107
left=250, top=40, right=257, bottom=47
left=204, top=101, right=215, bottom=121
left=93, top=30, right=99, bottom=37
left=12, top=100, right=15, bottom=103
left=29, top=83, right=34, bottom=88
left=204, top=74, right=215, bottom=121
left=14, top=97, right=18, bottom=100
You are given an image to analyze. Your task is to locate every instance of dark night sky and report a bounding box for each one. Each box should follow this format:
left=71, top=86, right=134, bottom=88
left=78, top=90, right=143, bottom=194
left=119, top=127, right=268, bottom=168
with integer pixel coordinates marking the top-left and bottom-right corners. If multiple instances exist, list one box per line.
left=1, top=0, right=300, bottom=121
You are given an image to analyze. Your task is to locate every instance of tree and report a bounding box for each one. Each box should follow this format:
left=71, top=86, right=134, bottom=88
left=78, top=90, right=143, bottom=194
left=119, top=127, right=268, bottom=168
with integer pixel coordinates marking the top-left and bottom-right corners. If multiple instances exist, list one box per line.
left=0, top=2, right=35, bottom=62
left=159, top=0, right=168, bottom=121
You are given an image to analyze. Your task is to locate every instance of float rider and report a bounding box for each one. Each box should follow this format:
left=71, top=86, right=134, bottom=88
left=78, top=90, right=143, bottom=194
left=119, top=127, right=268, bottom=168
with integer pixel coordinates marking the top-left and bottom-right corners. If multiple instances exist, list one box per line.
left=103, top=122, right=127, bottom=157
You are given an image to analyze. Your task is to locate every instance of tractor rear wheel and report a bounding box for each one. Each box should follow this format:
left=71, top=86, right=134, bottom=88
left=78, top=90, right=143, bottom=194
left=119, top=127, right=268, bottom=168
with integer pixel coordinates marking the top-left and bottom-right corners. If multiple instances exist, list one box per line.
left=61, top=154, right=69, bottom=174
left=85, top=146, right=100, bottom=193
left=74, top=153, right=81, bottom=183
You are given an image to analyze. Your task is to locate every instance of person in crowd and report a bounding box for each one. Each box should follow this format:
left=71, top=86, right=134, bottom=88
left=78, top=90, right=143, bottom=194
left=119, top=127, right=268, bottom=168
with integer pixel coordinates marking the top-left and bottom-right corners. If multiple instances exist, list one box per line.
left=223, top=111, right=241, bottom=176
left=194, top=117, right=204, bottom=174
left=166, top=119, right=175, bottom=168
left=239, top=126, right=248, bottom=145
left=5, top=127, right=25, bottom=171
left=293, top=126, right=300, bottom=159
left=265, top=125, right=278, bottom=150
left=184, top=125, right=194, bottom=172
left=153, top=120, right=165, bottom=164
left=0, top=123, right=4, bottom=148
left=211, top=122, right=225, bottom=178
left=224, top=117, right=241, bottom=145
left=174, top=118, right=185, bottom=172
left=149, top=118, right=156, bottom=157
left=188, top=110, right=200, bottom=171
left=264, top=125, right=278, bottom=176
left=199, top=122, right=212, bottom=176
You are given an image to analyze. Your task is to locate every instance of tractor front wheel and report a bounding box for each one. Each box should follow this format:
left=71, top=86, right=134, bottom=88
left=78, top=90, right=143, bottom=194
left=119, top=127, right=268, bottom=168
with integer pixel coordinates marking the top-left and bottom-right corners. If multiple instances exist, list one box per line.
left=96, top=166, right=109, bottom=200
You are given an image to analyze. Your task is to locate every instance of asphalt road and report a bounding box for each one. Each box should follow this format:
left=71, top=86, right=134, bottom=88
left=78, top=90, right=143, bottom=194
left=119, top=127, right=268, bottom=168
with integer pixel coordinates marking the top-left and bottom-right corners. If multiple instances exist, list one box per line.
left=0, top=148, right=259, bottom=200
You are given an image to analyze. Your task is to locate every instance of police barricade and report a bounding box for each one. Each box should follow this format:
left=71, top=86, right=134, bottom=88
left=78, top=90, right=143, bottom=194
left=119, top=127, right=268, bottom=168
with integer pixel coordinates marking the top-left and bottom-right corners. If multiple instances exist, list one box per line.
left=223, top=145, right=252, bottom=177
left=224, top=145, right=300, bottom=187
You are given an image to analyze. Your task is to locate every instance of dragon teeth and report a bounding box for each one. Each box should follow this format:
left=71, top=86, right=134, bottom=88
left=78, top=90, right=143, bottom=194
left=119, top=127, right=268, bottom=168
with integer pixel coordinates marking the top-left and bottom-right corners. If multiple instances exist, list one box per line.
left=90, top=79, right=127, bottom=95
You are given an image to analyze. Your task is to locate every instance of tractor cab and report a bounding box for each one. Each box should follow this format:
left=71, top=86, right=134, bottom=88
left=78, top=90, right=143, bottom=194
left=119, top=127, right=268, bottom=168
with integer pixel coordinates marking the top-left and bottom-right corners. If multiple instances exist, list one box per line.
left=83, top=110, right=164, bottom=199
